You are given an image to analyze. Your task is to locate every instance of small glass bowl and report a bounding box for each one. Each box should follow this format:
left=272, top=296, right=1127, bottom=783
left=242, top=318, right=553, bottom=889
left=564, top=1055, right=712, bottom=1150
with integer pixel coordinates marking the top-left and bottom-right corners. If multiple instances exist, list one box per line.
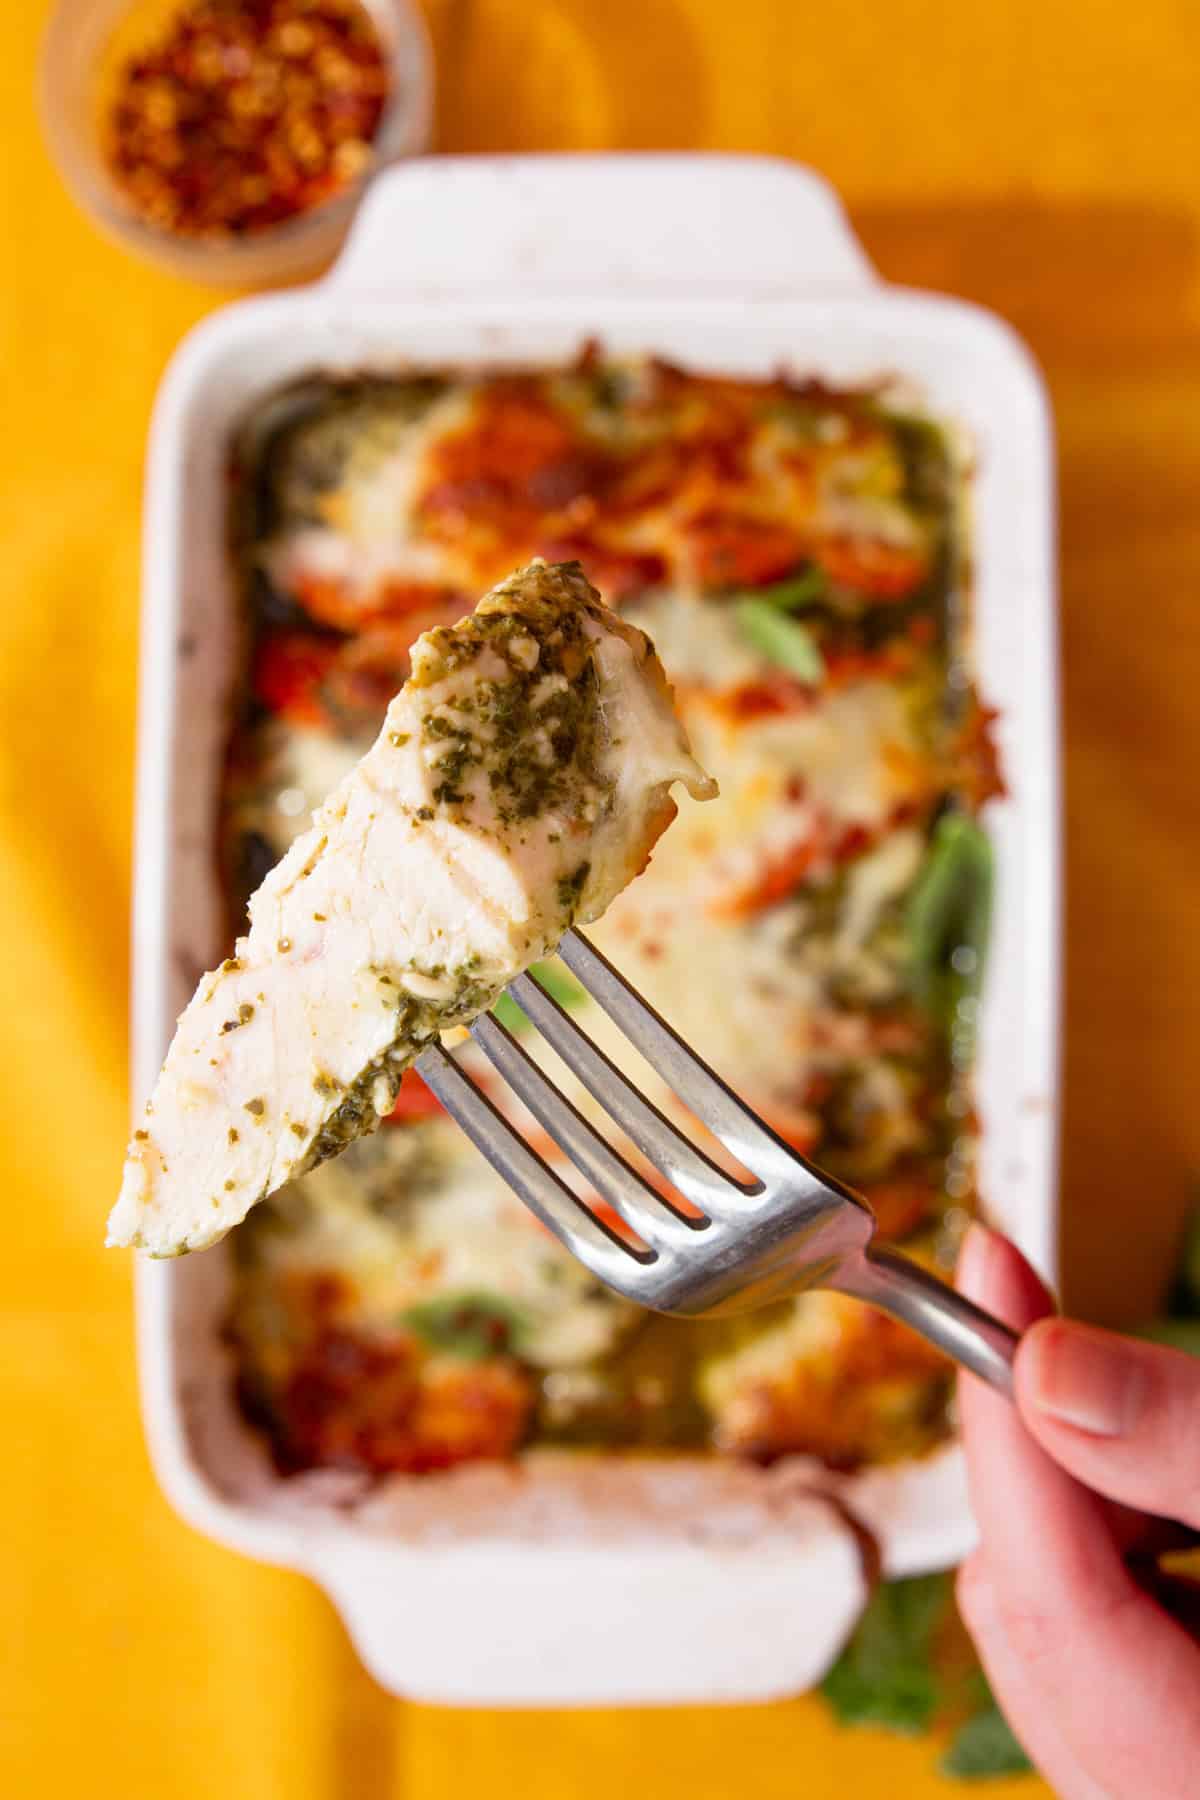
left=39, top=0, right=433, bottom=287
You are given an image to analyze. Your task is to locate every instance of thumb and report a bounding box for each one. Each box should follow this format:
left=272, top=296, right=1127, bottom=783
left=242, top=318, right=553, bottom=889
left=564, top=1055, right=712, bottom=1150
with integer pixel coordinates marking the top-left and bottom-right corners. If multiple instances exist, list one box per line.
left=1014, top=1317, right=1200, bottom=1529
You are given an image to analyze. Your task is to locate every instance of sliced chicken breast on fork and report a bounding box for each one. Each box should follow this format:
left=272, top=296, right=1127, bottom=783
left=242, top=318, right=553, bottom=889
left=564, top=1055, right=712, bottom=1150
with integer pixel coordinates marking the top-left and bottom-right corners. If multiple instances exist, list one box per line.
left=110, top=559, right=717, bottom=1256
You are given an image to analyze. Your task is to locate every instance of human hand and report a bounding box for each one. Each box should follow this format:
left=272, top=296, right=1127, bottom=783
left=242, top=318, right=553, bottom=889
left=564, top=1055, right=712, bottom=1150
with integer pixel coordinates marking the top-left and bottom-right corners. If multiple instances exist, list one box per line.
left=955, top=1224, right=1200, bottom=1800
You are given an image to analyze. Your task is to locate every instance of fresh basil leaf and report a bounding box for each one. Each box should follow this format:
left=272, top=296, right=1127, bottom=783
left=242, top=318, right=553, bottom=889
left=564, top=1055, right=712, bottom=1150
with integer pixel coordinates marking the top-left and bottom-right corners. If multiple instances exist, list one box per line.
left=821, top=1654, right=940, bottom=1735
left=941, top=1693, right=1033, bottom=1779
left=490, top=959, right=586, bottom=1035
left=878, top=1571, right=953, bottom=1653
left=906, top=813, right=993, bottom=1030
left=743, top=566, right=829, bottom=610
left=489, top=991, right=527, bottom=1033
left=822, top=1577, right=1035, bottom=1777
left=530, top=960, right=587, bottom=1009
left=737, top=598, right=825, bottom=682
left=885, top=412, right=952, bottom=515
left=401, top=1292, right=526, bottom=1361
left=819, top=1574, right=951, bottom=1735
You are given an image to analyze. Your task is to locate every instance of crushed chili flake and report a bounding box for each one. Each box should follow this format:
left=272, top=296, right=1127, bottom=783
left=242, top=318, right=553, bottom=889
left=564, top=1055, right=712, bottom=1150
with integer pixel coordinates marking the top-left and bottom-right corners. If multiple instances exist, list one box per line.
left=103, top=0, right=390, bottom=238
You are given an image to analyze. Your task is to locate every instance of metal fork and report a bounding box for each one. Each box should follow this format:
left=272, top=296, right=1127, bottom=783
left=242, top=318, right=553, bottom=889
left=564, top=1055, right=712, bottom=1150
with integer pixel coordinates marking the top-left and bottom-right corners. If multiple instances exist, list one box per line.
left=414, top=930, right=1019, bottom=1394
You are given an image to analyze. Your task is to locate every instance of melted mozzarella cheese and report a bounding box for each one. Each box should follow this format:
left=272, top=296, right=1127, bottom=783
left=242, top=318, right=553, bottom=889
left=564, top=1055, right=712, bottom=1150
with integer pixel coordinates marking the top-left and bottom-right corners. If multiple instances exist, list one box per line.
left=620, top=652, right=926, bottom=918
left=836, top=827, right=924, bottom=955
left=624, top=591, right=763, bottom=690
left=265, top=387, right=477, bottom=599
left=232, top=723, right=365, bottom=856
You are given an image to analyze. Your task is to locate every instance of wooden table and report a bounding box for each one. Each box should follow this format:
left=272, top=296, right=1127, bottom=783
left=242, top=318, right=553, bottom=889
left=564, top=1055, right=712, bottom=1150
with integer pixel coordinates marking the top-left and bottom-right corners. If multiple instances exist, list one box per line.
left=4, top=0, right=1197, bottom=1792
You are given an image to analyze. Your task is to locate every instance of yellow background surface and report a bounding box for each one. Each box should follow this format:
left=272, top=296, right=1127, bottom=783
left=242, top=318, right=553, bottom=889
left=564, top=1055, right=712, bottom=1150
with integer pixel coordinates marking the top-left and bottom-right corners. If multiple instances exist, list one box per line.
left=4, top=0, right=1200, bottom=1793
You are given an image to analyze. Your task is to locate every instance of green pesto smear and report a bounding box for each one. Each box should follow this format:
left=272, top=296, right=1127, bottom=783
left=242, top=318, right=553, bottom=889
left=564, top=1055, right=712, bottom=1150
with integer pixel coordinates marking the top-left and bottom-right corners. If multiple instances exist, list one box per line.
left=411, top=562, right=615, bottom=830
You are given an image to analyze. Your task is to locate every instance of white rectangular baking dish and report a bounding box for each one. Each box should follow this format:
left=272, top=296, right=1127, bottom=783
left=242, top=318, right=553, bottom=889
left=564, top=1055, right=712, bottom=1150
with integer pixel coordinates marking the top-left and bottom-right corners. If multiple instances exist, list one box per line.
left=131, top=153, right=1059, bottom=1705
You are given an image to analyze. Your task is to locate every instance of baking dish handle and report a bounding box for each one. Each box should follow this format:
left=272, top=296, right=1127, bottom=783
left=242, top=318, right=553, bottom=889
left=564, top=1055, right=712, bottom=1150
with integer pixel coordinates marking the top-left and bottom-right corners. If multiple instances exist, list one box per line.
left=327, top=152, right=876, bottom=297
left=310, top=1495, right=872, bottom=1705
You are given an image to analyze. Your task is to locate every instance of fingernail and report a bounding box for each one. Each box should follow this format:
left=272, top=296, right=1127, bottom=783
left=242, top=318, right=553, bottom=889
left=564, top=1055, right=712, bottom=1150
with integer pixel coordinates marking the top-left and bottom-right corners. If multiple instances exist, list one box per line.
left=955, top=1220, right=998, bottom=1297
left=1024, top=1321, right=1146, bottom=1437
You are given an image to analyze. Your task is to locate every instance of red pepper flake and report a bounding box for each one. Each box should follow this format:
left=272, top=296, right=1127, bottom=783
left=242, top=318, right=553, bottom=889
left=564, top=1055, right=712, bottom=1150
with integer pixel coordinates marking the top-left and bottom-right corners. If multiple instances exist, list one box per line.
left=102, top=0, right=390, bottom=238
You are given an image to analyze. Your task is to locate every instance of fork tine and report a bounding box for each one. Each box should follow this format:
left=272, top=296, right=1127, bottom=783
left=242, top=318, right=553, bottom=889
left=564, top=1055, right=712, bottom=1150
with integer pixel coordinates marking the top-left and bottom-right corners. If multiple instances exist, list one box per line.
left=557, top=931, right=796, bottom=1179
left=507, top=969, right=745, bottom=1210
left=413, top=1043, right=646, bottom=1285
left=469, top=1012, right=707, bottom=1253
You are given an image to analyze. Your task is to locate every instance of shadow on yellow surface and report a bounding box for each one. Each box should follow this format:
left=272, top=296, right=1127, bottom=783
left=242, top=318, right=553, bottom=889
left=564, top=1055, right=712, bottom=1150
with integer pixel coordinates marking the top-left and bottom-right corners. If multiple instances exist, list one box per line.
left=425, top=0, right=713, bottom=153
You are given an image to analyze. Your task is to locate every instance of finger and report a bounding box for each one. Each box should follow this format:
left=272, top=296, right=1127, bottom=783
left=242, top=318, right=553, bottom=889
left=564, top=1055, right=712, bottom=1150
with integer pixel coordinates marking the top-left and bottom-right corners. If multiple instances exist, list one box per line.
left=952, top=1234, right=1150, bottom=1552
left=1015, top=1319, right=1200, bottom=1529
left=956, top=1226, right=1200, bottom=1799
left=956, top=1556, right=1113, bottom=1800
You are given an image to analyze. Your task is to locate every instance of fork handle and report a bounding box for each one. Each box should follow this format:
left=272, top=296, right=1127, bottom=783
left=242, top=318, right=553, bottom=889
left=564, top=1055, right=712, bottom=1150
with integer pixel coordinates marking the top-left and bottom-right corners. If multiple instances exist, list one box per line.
left=832, top=1245, right=1019, bottom=1396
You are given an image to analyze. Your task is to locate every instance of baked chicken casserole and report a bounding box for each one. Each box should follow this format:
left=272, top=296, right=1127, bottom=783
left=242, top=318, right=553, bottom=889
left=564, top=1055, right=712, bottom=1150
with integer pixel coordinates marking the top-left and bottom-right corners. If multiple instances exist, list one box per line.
left=221, top=352, right=1002, bottom=1477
